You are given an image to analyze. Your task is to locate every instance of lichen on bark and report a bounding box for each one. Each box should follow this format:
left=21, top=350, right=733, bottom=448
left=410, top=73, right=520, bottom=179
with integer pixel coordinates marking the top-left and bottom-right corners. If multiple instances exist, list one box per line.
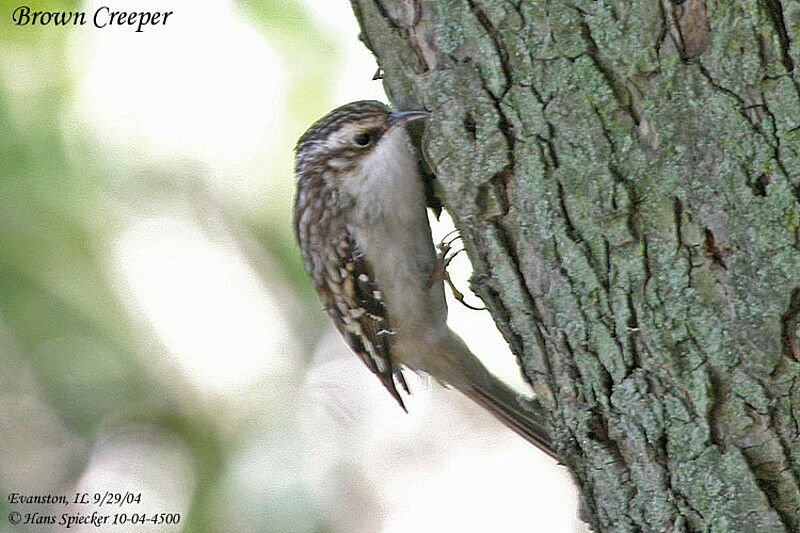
left=351, top=0, right=800, bottom=531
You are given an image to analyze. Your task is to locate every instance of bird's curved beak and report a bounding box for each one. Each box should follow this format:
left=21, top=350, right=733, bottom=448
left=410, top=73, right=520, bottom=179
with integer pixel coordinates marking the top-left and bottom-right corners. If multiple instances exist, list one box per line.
left=387, top=110, right=429, bottom=128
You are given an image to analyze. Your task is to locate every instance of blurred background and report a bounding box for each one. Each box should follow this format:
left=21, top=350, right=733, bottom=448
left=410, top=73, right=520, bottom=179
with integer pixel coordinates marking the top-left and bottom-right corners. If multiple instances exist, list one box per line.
left=0, top=0, right=583, bottom=531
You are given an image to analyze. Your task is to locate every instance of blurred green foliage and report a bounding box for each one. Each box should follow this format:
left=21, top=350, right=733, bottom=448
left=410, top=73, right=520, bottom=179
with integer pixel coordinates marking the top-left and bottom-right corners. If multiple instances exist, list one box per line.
left=236, top=0, right=340, bottom=304
left=0, top=0, right=345, bottom=531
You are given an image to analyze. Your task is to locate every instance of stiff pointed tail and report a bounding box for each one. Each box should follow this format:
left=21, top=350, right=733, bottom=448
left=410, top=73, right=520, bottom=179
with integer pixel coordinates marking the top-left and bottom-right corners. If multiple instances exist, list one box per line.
left=424, top=331, right=557, bottom=459
left=463, top=378, right=557, bottom=460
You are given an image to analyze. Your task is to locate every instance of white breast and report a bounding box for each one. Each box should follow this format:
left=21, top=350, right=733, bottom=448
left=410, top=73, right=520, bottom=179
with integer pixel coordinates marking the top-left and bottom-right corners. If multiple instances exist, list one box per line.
left=347, top=128, right=449, bottom=350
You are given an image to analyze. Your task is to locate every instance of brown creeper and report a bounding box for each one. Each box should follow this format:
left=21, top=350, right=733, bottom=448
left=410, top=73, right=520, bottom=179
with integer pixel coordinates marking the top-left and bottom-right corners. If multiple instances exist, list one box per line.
left=294, top=100, right=554, bottom=457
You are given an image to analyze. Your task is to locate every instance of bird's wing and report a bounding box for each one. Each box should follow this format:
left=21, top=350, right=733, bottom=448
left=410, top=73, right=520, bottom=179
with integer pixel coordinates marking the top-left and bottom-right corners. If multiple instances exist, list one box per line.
left=318, top=231, right=407, bottom=410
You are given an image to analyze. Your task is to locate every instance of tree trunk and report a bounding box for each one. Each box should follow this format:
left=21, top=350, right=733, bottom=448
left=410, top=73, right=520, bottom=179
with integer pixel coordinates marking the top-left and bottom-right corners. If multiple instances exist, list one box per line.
left=351, top=1, right=800, bottom=531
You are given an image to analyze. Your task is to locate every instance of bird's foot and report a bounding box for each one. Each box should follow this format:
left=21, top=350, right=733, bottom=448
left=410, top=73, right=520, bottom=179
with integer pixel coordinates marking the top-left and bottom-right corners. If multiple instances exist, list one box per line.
left=428, top=230, right=487, bottom=311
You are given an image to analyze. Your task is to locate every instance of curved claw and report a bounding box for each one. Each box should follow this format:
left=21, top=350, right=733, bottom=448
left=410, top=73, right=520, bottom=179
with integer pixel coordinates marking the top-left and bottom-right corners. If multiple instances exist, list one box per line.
left=429, top=232, right=487, bottom=311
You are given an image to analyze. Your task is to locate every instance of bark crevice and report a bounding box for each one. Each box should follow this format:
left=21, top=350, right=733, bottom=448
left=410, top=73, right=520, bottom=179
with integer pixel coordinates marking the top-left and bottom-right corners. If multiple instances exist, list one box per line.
left=352, top=0, right=800, bottom=530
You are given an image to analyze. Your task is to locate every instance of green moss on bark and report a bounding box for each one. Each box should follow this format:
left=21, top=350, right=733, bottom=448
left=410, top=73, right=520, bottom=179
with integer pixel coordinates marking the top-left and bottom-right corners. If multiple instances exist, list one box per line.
left=352, top=0, right=800, bottom=530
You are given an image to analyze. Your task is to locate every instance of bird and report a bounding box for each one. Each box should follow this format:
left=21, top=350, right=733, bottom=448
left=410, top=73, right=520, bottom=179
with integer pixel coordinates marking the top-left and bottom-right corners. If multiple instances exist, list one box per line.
left=293, top=100, right=555, bottom=458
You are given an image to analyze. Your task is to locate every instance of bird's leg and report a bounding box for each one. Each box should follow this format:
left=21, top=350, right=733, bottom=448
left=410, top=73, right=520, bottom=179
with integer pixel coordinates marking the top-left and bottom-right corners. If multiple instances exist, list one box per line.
left=428, top=231, right=487, bottom=311
left=427, top=230, right=460, bottom=288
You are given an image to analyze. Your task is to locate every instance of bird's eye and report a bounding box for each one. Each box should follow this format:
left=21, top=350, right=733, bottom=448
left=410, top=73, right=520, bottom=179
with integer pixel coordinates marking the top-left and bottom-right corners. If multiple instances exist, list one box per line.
left=353, top=133, right=371, bottom=147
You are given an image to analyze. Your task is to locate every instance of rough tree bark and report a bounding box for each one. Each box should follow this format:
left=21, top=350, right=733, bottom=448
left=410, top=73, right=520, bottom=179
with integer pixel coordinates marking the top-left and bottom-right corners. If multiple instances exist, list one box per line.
left=351, top=1, right=800, bottom=531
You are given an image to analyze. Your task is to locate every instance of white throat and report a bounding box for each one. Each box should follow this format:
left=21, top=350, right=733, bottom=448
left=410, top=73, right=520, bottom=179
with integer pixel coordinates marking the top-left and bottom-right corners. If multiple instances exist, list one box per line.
left=350, top=128, right=424, bottom=221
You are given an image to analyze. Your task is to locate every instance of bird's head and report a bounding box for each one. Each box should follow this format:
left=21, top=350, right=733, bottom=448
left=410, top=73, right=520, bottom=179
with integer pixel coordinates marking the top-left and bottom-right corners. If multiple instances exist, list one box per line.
left=295, top=100, right=428, bottom=176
